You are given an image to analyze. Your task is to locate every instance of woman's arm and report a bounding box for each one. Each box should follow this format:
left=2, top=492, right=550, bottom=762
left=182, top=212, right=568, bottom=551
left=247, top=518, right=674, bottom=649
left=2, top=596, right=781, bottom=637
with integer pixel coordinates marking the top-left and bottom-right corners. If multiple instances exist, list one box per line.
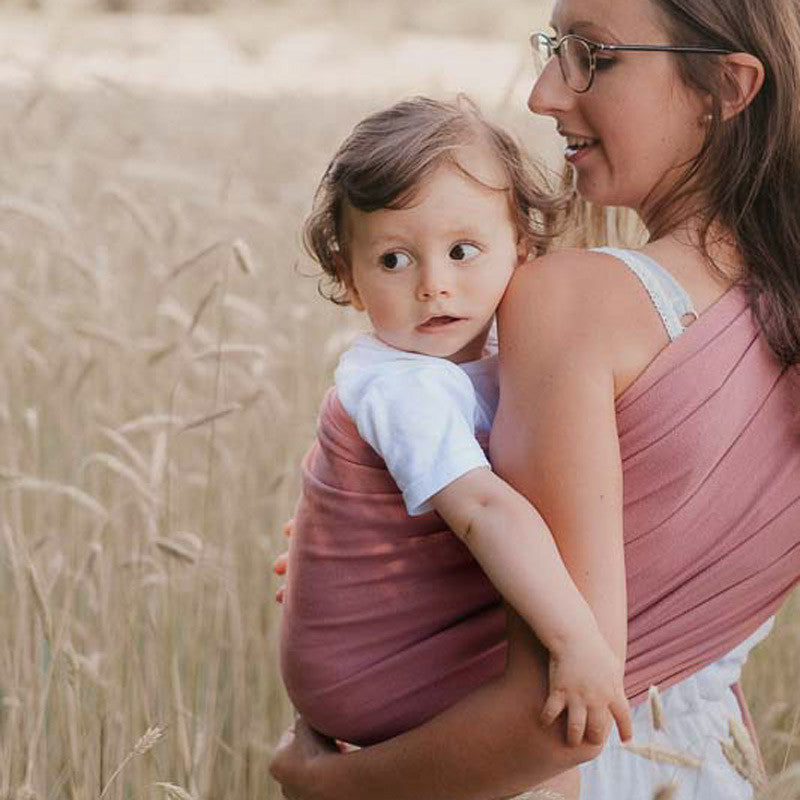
left=270, top=607, right=596, bottom=800
left=492, top=251, right=629, bottom=662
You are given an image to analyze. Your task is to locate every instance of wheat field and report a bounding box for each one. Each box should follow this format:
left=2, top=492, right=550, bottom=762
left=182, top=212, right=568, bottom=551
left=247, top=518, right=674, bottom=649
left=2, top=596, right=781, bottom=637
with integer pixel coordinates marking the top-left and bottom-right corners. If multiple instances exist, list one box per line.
left=0, top=6, right=797, bottom=800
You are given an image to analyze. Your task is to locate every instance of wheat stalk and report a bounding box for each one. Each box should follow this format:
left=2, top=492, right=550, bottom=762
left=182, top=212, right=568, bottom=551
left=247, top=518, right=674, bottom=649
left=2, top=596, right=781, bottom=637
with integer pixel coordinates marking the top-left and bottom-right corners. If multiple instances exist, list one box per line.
left=100, top=426, right=152, bottom=478
left=721, top=718, right=768, bottom=790
left=648, top=685, right=665, bottom=732
left=179, top=403, right=241, bottom=433
left=231, top=238, right=256, bottom=275
left=166, top=240, right=226, bottom=283
left=623, top=743, right=701, bottom=769
left=5, top=477, right=109, bottom=521
left=99, top=184, right=160, bottom=241
left=193, top=344, right=267, bottom=361
left=153, top=782, right=196, bottom=800
left=118, top=414, right=184, bottom=435
left=154, top=534, right=201, bottom=564
left=80, top=452, right=157, bottom=506
left=652, top=782, right=678, bottom=800
left=24, top=556, right=53, bottom=645
left=188, top=281, right=220, bottom=336
left=99, top=724, right=166, bottom=799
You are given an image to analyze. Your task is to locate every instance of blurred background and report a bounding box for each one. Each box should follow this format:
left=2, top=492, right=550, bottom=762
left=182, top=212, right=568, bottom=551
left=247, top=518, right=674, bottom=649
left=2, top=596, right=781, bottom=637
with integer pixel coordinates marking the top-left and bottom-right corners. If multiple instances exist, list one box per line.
left=0, top=2, right=796, bottom=799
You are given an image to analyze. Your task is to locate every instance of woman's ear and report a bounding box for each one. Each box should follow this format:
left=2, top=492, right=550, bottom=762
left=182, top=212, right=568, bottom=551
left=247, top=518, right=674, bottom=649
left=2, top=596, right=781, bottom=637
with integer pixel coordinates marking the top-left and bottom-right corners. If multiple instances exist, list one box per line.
left=720, top=52, right=765, bottom=121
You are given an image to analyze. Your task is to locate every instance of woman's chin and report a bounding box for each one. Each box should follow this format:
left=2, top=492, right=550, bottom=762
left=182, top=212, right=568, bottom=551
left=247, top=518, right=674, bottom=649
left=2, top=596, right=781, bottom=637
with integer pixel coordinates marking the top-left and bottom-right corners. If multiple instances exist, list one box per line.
left=574, top=175, right=636, bottom=213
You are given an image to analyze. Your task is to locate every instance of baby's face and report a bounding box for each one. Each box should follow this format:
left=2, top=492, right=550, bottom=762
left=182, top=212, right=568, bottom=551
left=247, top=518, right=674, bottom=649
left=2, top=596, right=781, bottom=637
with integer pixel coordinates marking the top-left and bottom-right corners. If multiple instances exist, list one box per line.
left=343, top=146, right=526, bottom=364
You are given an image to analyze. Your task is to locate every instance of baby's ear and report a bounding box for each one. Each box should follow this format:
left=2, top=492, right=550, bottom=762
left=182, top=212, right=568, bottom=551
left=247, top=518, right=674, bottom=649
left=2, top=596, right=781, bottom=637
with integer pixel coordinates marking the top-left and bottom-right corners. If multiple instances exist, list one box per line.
left=336, top=256, right=365, bottom=311
left=346, top=284, right=365, bottom=311
left=515, top=236, right=532, bottom=266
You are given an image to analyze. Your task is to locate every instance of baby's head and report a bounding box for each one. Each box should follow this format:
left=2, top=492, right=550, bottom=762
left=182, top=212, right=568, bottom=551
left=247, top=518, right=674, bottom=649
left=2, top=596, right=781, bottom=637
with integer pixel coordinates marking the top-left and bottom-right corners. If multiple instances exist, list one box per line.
left=305, top=96, right=561, bottom=362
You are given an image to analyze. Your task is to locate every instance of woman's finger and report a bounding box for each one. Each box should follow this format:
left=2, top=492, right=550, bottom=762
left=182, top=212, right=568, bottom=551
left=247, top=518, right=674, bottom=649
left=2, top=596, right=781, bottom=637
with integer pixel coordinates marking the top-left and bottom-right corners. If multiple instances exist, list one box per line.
left=269, top=724, right=296, bottom=784
left=275, top=586, right=285, bottom=604
left=566, top=701, right=588, bottom=747
left=283, top=519, right=294, bottom=538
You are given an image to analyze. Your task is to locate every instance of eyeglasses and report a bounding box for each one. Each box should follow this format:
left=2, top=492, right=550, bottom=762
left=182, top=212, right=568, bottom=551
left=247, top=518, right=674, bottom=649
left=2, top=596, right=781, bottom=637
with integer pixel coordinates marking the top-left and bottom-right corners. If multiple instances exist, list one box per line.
left=530, top=31, right=732, bottom=93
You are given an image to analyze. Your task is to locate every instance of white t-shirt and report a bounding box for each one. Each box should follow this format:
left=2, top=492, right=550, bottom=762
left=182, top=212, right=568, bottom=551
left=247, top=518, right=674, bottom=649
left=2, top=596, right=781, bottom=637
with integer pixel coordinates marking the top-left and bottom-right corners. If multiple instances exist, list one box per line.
left=334, top=332, right=499, bottom=516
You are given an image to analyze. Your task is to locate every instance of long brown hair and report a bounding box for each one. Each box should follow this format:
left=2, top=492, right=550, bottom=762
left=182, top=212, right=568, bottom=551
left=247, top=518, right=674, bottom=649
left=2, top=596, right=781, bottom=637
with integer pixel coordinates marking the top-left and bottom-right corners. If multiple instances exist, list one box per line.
left=304, top=96, right=567, bottom=305
left=648, top=0, right=800, bottom=367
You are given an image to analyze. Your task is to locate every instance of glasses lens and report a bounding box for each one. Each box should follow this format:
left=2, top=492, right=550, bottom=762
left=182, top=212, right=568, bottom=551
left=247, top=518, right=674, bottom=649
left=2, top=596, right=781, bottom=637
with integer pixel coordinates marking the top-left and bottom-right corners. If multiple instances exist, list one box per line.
left=530, top=33, right=553, bottom=76
left=561, top=37, right=593, bottom=92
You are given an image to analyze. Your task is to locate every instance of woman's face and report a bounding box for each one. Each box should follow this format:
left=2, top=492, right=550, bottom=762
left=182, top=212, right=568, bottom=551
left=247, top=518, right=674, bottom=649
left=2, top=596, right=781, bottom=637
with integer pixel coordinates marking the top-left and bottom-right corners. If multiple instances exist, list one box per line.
left=529, top=0, right=708, bottom=218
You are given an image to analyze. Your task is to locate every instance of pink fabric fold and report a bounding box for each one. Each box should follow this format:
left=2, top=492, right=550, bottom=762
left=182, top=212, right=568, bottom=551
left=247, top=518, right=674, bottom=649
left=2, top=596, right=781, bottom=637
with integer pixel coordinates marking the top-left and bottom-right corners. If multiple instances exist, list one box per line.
left=280, top=286, right=800, bottom=746
left=617, top=288, right=800, bottom=702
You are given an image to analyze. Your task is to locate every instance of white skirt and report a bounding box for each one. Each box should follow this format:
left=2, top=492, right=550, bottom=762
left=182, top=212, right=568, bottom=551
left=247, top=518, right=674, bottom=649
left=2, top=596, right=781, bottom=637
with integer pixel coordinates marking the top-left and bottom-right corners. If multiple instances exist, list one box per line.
left=579, top=619, right=774, bottom=800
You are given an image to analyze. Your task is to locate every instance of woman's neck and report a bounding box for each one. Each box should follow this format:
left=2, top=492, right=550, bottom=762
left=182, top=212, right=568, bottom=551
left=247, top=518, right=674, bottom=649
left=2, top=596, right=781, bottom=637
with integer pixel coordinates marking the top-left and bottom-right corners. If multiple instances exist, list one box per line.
left=645, top=217, right=745, bottom=285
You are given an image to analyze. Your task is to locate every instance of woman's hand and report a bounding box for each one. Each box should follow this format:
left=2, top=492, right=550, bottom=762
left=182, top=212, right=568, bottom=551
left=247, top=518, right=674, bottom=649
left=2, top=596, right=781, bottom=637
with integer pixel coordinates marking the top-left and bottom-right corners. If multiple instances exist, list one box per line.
left=273, top=519, right=293, bottom=603
left=270, top=717, right=340, bottom=800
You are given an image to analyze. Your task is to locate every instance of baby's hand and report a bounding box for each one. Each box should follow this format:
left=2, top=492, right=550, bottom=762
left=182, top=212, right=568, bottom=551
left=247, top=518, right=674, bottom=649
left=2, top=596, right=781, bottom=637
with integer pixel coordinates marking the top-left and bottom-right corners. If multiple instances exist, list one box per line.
left=540, top=632, right=632, bottom=747
left=272, top=518, right=293, bottom=604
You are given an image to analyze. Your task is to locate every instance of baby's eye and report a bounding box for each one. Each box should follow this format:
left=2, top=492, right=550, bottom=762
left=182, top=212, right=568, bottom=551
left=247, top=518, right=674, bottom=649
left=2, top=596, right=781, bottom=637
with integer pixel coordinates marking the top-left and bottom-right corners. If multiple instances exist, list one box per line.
left=449, top=243, right=480, bottom=261
left=380, top=252, right=411, bottom=271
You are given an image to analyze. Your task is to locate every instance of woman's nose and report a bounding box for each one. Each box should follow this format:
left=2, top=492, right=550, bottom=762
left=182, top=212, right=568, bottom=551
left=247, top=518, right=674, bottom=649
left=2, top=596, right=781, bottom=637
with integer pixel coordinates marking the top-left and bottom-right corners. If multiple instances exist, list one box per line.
left=528, top=57, right=573, bottom=117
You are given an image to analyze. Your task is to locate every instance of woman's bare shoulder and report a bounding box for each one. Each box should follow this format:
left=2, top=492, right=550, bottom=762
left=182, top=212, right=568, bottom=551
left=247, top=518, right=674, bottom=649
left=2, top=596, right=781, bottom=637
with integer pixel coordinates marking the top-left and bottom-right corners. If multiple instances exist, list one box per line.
left=500, top=247, right=668, bottom=383
left=503, top=248, right=636, bottom=335
left=509, top=248, right=630, bottom=299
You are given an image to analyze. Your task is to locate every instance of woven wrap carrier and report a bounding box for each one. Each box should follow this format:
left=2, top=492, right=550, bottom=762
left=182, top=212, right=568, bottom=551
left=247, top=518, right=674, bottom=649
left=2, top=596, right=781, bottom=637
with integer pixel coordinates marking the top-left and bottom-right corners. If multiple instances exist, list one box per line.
left=280, top=287, right=800, bottom=747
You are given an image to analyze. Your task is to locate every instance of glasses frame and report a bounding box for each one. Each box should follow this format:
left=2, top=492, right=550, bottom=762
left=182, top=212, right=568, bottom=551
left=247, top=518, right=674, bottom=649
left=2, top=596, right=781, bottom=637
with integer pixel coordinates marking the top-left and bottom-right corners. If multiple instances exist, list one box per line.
left=531, top=31, right=733, bottom=93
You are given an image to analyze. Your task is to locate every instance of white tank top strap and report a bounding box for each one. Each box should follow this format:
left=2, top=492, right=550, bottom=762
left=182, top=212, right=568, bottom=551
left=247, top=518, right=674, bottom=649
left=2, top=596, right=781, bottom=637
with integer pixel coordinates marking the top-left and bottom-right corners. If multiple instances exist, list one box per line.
left=592, top=246, right=698, bottom=341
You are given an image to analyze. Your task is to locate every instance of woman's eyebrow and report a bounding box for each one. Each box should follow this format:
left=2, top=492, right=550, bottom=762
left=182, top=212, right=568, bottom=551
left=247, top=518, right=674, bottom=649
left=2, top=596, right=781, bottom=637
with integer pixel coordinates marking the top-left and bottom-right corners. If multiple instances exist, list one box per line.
left=573, top=20, right=617, bottom=39
left=549, top=19, right=618, bottom=40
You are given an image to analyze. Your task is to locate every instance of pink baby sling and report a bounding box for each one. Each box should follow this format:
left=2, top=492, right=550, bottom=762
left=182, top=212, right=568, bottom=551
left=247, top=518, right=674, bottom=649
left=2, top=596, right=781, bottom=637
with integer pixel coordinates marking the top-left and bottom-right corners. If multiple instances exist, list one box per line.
left=280, top=286, right=800, bottom=747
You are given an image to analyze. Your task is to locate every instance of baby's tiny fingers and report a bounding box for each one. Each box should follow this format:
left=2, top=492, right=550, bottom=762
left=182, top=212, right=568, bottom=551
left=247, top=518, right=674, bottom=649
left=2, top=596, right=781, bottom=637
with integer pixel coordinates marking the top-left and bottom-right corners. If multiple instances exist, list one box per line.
left=566, top=702, right=588, bottom=747
left=611, top=696, right=633, bottom=742
left=540, top=691, right=567, bottom=726
left=273, top=552, right=288, bottom=575
left=584, top=707, right=609, bottom=745
left=283, top=519, right=294, bottom=538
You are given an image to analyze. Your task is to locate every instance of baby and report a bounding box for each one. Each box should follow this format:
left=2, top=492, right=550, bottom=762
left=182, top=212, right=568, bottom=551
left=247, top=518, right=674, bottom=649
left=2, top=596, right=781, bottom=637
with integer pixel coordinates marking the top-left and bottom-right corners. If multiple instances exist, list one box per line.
left=280, top=96, right=630, bottom=754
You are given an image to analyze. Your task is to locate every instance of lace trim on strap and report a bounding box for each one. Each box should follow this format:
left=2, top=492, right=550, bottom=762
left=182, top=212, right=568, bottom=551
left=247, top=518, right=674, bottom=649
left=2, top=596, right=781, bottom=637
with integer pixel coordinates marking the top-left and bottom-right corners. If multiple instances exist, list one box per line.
left=593, top=246, right=698, bottom=342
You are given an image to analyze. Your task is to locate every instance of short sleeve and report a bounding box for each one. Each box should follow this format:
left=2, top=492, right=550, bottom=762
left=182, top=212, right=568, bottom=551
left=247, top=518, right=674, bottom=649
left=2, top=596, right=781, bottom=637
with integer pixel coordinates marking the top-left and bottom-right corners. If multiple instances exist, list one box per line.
left=339, top=363, right=489, bottom=516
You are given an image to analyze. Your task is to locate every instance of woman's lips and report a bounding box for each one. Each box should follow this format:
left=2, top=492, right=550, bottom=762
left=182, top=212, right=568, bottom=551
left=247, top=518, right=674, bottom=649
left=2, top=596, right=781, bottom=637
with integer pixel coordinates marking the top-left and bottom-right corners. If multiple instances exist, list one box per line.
left=416, top=315, right=463, bottom=332
left=565, top=140, right=599, bottom=164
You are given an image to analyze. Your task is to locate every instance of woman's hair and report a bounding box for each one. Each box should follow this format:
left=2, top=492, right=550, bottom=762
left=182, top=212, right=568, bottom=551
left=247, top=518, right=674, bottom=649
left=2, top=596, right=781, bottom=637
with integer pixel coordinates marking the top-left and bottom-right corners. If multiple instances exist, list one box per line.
left=629, top=0, right=800, bottom=367
left=304, top=95, right=566, bottom=305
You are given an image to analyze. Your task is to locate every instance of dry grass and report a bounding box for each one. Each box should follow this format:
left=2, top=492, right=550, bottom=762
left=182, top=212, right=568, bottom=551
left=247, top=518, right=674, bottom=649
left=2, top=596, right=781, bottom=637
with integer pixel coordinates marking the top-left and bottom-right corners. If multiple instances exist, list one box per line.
left=0, top=14, right=797, bottom=800
left=0, top=83, right=360, bottom=799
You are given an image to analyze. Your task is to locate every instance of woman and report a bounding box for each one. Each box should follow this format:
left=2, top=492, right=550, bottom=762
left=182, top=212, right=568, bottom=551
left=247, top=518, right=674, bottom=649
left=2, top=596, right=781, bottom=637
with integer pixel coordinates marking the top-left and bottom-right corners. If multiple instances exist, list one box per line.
left=270, top=0, right=800, bottom=797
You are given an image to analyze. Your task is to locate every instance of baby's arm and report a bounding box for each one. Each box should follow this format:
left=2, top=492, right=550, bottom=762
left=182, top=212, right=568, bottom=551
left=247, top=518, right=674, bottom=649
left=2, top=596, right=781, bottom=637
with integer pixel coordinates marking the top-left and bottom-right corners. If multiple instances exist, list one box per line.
left=432, top=469, right=630, bottom=745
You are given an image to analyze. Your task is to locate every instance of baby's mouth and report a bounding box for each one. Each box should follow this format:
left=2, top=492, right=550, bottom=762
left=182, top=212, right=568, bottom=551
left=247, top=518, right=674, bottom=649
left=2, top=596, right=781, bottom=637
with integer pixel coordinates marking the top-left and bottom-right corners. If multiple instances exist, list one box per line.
left=417, top=315, right=463, bottom=330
